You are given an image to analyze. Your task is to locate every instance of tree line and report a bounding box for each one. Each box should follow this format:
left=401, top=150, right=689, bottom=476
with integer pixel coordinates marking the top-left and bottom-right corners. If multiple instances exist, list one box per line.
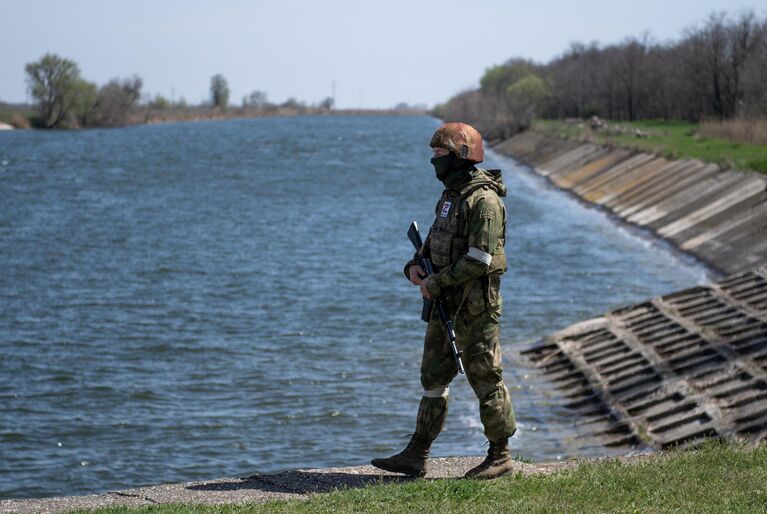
left=24, top=54, right=143, bottom=129
left=20, top=54, right=335, bottom=129
left=435, top=11, right=767, bottom=141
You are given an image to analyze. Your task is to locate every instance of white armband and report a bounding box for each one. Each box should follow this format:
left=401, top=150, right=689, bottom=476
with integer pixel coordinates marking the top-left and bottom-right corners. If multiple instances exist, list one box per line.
left=467, top=247, right=492, bottom=266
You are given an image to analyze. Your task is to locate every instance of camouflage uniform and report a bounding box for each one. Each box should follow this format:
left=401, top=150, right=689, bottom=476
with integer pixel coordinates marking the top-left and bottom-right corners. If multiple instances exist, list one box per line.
left=372, top=122, right=516, bottom=479
left=406, top=168, right=516, bottom=444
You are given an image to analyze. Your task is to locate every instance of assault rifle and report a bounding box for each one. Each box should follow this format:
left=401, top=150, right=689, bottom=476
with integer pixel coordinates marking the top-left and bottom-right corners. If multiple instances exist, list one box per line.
left=407, top=221, right=465, bottom=375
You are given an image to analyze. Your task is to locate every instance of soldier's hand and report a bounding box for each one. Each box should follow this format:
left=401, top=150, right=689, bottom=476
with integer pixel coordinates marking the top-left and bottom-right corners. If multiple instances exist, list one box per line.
left=420, top=278, right=432, bottom=299
left=408, top=264, right=425, bottom=286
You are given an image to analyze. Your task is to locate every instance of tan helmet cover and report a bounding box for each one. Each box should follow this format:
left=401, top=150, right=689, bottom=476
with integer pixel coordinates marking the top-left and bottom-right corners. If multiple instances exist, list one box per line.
left=429, top=122, right=484, bottom=163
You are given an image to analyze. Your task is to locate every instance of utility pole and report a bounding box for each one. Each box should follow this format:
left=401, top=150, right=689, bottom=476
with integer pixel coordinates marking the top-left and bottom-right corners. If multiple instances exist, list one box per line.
left=331, top=80, right=336, bottom=110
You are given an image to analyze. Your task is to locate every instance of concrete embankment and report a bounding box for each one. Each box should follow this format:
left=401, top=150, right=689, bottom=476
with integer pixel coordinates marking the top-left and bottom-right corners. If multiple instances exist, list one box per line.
left=494, top=132, right=767, bottom=275
left=524, top=264, right=767, bottom=450
left=501, top=132, right=767, bottom=450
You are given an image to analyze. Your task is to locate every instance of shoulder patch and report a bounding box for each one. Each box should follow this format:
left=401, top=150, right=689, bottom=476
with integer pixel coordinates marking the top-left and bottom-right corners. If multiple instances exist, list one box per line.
left=479, top=209, right=495, bottom=220
left=440, top=201, right=452, bottom=218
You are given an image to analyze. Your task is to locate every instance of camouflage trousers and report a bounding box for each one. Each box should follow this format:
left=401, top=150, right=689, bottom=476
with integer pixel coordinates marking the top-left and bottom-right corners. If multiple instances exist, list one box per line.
left=414, top=308, right=516, bottom=443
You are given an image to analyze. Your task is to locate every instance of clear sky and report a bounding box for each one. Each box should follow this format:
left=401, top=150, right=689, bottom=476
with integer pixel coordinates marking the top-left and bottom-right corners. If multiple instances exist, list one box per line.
left=2, top=0, right=764, bottom=108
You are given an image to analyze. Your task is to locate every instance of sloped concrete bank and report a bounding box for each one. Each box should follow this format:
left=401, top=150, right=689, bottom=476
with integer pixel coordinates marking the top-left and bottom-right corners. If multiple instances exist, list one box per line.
left=494, top=132, right=767, bottom=275
left=524, top=264, right=767, bottom=449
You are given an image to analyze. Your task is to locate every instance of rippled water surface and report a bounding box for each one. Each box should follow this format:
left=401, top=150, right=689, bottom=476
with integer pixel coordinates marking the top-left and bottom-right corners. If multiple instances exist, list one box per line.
left=0, top=116, right=712, bottom=498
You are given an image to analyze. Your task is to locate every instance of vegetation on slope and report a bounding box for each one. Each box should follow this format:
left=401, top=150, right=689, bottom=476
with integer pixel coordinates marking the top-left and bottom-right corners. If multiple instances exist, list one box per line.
left=534, top=119, right=767, bottom=174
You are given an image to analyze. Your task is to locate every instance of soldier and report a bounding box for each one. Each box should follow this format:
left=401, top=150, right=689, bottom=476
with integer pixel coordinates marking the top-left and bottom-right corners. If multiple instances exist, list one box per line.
left=372, top=122, right=516, bottom=480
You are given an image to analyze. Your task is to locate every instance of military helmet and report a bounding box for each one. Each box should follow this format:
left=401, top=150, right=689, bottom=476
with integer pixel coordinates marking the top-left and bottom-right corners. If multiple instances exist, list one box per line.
left=429, top=122, right=484, bottom=164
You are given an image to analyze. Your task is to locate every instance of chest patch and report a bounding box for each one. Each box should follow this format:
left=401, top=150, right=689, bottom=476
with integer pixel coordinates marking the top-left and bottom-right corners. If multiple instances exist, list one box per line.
left=440, top=201, right=452, bottom=218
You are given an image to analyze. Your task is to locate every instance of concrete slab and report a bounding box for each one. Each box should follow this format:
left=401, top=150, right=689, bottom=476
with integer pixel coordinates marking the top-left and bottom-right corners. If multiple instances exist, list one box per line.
left=550, top=150, right=632, bottom=189
left=494, top=132, right=548, bottom=160
left=600, top=159, right=684, bottom=208
left=607, top=160, right=699, bottom=211
left=627, top=172, right=744, bottom=227
left=710, top=234, right=767, bottom=275
left=537, top=144, right=601, bottom=177
left=527, top=139, right=579, bottom=166
left=645, top=173, right=756, bottom=231
left=666, top=188, right=767, bottom=247
left=657, top=177, right=767, bottom=238
left=679, top=197, right=767, bottom=251
left=545, top=147, right=615, bottom=179
left=583, top=158, right=670, bottom=204
left=572, top=155, right=658, bottom=197
left=615, top=163, right=719, bottom=218
left=523, top=265, right=767, bottom=450
left=694, top=219, right=767, bottom=272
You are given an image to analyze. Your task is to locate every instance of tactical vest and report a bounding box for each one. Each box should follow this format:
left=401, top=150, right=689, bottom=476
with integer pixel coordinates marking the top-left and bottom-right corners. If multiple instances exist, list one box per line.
left=425, top=169, right=507, bottom=315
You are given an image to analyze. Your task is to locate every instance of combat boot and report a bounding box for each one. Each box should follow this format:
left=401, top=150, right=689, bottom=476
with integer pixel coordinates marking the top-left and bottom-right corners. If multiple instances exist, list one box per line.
left=371, top=435, right=431, bottom=477
left=464, top=437, right=513, bottom=479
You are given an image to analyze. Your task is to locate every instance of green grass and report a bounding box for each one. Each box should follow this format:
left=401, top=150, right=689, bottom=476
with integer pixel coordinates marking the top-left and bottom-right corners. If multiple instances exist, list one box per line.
left=533, top=118, right=767, bottom=174
left=77, top=442, right=767, bottom=513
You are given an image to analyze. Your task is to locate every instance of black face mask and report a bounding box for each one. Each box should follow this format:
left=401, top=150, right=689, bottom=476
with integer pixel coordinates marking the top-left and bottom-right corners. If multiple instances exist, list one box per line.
left=431, top=153, right=474, bottom=187
left=430, top=154, right=455, bottom=181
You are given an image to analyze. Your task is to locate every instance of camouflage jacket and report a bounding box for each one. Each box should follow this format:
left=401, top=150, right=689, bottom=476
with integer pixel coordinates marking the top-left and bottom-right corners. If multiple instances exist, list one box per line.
left=406, top=168, right=508, bottom=316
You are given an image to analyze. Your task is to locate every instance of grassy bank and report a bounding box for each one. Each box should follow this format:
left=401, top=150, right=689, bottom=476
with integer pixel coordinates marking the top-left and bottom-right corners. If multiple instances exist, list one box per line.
left=78, top=442, right=767, bottom=513
left=533, top=119, right=767, bottom=174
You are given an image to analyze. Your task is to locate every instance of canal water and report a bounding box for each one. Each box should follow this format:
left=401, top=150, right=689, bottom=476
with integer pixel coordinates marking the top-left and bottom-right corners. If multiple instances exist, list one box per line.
left=0, top=116, right=711, bottom=498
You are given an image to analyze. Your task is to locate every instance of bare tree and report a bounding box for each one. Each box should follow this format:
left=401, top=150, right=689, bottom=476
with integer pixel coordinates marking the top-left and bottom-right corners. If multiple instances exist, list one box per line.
left=615, top=36, right=650, bottom=120
left=725, top=11, right=765, bottom=116
left=95, top=76, right=143, bottom=127
left=741, top=16, right=767, bottom=117
left=437, top=9, right=767, bottom=136
left=248, top=90, right=268, bottom=108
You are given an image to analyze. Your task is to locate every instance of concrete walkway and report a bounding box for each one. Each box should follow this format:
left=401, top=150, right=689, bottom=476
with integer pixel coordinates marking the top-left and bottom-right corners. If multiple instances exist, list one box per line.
left=0, top=457, right=569, bottom=513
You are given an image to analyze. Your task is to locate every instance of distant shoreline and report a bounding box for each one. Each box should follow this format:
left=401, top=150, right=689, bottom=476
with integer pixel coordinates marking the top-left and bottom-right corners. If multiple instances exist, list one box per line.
left=143, top=108, right=430, bottom=128
left=0, top=104, right=429, bottom=131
